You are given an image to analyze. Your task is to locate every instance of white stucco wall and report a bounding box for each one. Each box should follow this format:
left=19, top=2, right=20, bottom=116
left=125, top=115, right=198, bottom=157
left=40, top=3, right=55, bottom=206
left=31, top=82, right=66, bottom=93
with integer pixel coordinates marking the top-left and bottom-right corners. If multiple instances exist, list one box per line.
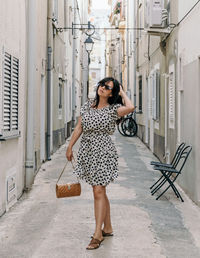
left=178, top=2, right=200, bottom=205
left=178, top=0, right=198, bottom=22
left=0, top=0, right=26, bottom=215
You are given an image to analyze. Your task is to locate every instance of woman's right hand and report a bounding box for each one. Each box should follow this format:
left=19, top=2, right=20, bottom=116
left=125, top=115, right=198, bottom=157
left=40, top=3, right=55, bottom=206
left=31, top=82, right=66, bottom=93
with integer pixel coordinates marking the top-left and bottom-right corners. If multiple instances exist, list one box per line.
left=66, top=146, right=73, bottom=161
left=118, top=84, right=124, bottom=97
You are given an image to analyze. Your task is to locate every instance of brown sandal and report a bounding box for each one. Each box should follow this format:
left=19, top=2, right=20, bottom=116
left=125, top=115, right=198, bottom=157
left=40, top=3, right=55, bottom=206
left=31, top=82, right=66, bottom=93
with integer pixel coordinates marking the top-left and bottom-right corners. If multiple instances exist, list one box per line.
left=102, top=230, right=113, bottom=237
left=86, top=237, right=104, bottom=250
left=91, top=230, right=113, bottom=238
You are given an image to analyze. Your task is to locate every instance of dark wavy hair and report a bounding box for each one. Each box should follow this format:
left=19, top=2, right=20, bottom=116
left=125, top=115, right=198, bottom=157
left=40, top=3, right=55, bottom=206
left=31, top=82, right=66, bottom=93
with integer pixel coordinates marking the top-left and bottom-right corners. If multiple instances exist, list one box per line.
left=93, top=77, right=123, bottom=108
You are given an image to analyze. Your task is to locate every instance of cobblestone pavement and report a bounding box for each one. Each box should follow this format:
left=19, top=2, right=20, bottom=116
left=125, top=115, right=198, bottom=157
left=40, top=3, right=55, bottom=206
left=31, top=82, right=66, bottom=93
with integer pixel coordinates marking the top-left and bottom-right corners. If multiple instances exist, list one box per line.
left=0, top=132, right=200, bottom=258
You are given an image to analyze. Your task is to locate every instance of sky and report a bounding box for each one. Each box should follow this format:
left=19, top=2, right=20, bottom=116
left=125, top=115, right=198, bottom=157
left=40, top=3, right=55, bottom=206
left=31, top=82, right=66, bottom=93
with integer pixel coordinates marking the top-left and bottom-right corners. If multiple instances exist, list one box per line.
left=91, top=0, right=110, bottom=10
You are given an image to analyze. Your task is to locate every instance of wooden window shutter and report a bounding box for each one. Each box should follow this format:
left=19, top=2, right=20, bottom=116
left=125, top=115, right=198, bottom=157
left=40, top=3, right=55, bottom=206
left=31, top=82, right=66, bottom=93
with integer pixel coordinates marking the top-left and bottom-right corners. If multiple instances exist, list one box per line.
left=152, top=69, right=160, bottom=121
left=156, top=69, right=160, bottom=120
left=2, top=51, right=19, bottom=138
left=152, top=72, right=156, bottom=120
left=3, top=52, right=12, bottom=131
left=169, top=64, right=175, bottom=129
left=12, top=57, right=19, bottom=130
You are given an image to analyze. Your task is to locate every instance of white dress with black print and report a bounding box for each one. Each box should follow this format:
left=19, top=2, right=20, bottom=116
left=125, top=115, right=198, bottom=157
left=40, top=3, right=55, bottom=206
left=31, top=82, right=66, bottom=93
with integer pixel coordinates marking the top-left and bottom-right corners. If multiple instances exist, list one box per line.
left=73, top=99, right=122, bottom=186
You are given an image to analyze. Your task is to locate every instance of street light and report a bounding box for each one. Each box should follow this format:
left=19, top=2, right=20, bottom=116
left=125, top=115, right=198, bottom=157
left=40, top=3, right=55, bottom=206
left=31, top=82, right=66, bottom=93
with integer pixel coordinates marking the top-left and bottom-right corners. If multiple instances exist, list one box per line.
left=84, top=36, right=94, bottom=53
left=84, top=36, right=94, bottom=97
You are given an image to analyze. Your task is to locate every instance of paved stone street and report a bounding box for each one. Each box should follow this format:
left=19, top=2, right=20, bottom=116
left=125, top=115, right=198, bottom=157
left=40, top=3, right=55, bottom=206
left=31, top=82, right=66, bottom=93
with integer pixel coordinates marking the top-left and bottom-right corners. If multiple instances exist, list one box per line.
left=0, top=132, right=200, bottom=258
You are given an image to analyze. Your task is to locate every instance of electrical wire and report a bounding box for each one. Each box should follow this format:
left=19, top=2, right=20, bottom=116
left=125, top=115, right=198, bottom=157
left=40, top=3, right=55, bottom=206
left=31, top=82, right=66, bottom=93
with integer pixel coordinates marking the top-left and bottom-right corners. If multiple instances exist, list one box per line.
left=177, top=0, right=200, bottom=26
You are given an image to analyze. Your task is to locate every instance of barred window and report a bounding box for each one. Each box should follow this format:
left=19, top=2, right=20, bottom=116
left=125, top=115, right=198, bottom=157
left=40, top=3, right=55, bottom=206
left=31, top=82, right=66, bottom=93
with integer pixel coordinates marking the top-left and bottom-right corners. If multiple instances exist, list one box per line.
left=58, top=78, right=63, bottom=120
left=59, top=80, right=62, bottom=109
left=1, top=52, right=19, bottom=139
left=139, top=76, right=142, bottom=112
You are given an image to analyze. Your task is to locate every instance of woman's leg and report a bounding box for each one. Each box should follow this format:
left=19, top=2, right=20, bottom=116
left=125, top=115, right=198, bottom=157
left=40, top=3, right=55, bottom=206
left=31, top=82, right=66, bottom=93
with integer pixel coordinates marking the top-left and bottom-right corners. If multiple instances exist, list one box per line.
left=92, top=185, right=106, bottom=240
left=103, top=194, right=113, bottom=233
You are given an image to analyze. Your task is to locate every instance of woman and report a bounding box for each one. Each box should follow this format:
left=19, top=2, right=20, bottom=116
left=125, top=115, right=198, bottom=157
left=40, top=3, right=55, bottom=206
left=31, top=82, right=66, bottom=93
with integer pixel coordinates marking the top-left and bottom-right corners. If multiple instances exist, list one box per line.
left=66, top=77, right=135, bottom=250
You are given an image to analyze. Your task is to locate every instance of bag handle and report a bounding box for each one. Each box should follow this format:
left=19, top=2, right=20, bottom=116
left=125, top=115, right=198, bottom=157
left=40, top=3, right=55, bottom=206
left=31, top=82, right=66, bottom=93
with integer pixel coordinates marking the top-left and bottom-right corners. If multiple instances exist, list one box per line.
left=56, top=153, right=78, bottom=184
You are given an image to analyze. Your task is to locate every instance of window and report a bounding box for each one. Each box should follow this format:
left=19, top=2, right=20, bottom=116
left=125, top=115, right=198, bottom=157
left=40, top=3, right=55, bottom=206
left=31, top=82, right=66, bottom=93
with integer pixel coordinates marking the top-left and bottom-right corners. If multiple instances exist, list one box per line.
left=1, top=52, right=19, bottom=139
left=152, top=69, right=160, bottom=120
left=139, top=76, right=142, bottom=112
left=92, top=72, right=96, bottom=79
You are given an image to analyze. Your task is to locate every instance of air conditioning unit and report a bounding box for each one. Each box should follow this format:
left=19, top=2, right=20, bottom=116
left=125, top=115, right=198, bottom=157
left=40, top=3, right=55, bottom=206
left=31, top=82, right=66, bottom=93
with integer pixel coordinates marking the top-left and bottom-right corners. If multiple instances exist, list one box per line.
left=146, top=0, right=164, bottom=28
left=145, top=0, right=170, bottom=36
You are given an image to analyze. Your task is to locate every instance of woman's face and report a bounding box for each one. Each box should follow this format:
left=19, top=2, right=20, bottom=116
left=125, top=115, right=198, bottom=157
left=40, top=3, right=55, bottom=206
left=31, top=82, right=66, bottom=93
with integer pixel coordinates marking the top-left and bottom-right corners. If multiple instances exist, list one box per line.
left=97, top=80, right=114, bottom=98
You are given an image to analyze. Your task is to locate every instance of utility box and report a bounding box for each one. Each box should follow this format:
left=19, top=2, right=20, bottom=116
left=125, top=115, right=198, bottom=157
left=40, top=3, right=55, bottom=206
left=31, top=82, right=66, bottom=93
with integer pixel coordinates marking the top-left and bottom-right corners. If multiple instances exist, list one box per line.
left=6, top=170, right=17, bottom=211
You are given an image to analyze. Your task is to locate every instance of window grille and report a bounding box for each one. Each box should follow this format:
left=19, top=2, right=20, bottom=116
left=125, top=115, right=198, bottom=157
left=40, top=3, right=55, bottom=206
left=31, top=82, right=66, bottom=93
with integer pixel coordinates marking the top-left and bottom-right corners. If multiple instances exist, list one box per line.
left=59, top=80, right=62, bottom=109
left=139, top=76, right=142, bottom=112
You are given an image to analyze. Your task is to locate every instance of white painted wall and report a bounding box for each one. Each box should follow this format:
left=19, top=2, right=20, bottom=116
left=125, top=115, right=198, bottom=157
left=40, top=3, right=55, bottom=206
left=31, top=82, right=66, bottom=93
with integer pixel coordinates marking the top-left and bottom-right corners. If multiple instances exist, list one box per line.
left=178, top=0, right=198, bottom=22
left=0, top=0, right=26, bottom=215
left=178, top=2, right=200, bottom=205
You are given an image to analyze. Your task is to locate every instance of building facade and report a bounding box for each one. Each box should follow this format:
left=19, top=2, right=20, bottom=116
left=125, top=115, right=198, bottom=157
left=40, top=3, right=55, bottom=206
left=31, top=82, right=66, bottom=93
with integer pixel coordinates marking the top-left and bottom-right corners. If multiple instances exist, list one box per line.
left=134, top=0, right=200, bottom=205
left=107, top=0, right=135, bottom=101
left=0, top=0, right=27, bottom=215
left=89, top=8, right=110, bottom=98
left=0, top=0, right=89, bottom=216
left=107, top=0, right=200, bottom=205
left=176, top=0, right=200, bottom=204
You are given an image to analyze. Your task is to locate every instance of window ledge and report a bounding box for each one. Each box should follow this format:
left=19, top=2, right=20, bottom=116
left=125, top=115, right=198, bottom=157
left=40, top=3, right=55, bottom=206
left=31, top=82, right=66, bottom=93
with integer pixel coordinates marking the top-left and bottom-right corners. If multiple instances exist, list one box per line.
left=0, top=131, right=21, bottom=141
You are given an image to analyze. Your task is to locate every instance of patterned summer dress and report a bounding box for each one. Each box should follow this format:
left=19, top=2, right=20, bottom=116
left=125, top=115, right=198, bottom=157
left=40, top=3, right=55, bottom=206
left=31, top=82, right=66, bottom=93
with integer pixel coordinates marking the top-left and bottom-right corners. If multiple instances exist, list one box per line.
left=73, top=99, right=122, bottom=186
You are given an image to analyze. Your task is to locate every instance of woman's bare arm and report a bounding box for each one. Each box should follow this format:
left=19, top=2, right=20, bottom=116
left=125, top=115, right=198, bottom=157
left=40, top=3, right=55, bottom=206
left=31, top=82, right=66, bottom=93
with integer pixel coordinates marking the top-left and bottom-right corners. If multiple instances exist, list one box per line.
left=66, top=116, right=83, bottom=161
left=117, top=86, right=135, bottom=117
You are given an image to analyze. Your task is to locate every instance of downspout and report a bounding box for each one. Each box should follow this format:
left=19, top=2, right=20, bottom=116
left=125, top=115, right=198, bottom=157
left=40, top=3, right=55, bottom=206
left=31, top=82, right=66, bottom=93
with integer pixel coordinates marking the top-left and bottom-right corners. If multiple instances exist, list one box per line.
left=126, top=0, right=130, bottom=91
left=47, top=47, right=52, bottom=160
left=25, top=0, right=36, bottom=188
left=72, top=1, right=77, bottom=129
left=133, top=2, right=137, bottom=120
left=47, top=0, right=53, bottom=160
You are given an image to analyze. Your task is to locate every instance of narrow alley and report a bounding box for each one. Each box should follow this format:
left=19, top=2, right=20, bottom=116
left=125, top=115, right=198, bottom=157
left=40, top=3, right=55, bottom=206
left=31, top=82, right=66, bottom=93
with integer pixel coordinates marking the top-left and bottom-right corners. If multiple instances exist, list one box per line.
left=0, top=132, right=200, bottom=258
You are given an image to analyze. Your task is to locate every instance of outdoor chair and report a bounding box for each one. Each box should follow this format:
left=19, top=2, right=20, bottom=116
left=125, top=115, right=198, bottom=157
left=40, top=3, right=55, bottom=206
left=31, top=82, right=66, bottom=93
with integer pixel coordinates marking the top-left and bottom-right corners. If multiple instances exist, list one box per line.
left=151, top=145, right=192, bottom=202
left=150, top=142, right=185, bottom=192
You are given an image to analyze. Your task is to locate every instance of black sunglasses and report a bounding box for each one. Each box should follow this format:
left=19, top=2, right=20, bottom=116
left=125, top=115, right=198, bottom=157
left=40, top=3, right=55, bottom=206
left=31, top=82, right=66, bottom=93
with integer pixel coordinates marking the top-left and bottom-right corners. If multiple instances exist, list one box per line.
left=99, top=83, right=113, bottom=90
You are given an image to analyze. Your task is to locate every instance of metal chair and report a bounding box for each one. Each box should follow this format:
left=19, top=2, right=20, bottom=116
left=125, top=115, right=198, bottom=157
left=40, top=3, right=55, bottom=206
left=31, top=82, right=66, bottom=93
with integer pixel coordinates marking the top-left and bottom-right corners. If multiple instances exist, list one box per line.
left=150, top=143, right=185, bottom=192
left=152, top=145, right=192, bottom=202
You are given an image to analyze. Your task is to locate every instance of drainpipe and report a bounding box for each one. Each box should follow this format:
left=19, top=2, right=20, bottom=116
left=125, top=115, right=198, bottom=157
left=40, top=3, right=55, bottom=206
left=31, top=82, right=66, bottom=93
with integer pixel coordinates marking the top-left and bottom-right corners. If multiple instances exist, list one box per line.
left=126, top=0, right=130, bottom=91
left=133, top=2, right=137, bottom=120
left=47, top=0, right=53, bottom=160
left=47, top=46, right=52, bottom=160
left=25, top=0, right=36, bottom=188
left=72, top=1, right=77, bottom=129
